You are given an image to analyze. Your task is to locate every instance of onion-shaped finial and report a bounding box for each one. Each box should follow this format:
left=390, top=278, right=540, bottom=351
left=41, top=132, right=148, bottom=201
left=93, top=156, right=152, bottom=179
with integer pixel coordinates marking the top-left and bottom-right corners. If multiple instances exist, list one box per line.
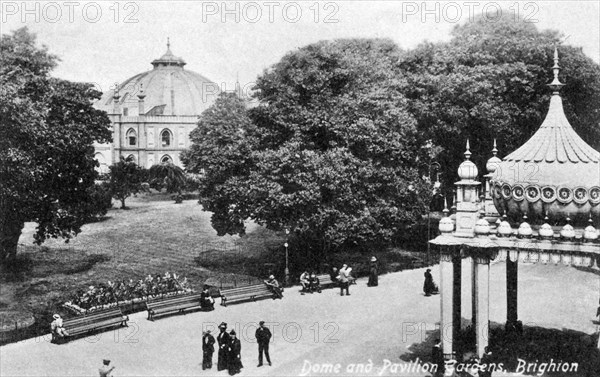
left=583, top=215, right=598, bottom=242
left=518, top=214, right=533, bottom=238
left=548, top=47, right=564, bottom=93
left=497, top=215, right=513, bottom=237
left=560, top=216, right=575, bottom=239
left=539, top=214, right=554, bottom=240
left=475, top=209, right=490, bottom=236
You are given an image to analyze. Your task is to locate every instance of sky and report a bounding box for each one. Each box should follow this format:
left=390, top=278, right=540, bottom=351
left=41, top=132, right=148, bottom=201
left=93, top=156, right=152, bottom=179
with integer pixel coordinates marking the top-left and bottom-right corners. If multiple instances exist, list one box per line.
left=2, top=1, right=599, bottom=95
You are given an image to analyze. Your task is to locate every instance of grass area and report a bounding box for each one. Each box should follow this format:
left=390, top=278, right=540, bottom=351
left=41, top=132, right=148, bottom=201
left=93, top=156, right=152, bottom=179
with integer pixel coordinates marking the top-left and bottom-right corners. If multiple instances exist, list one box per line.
left=0, top=194, right=284, bottom=342
left=0, top=193, right=431, bottom=343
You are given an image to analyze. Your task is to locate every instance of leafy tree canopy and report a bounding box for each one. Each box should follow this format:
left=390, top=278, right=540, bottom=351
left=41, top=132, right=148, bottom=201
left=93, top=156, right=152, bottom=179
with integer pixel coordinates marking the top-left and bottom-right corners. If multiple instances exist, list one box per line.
left=185, top=40, right=433, bottom=255
left=108, top=156, right=147, bottom=209
left=148, top=162, right=186, bottom=194
left=0, top=28, right=112, bottom=263
left=399, top=14, right=600, bottom=195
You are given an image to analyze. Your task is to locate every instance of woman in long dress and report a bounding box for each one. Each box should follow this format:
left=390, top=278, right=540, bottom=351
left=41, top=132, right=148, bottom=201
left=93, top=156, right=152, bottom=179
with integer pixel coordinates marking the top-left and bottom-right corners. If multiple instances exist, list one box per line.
left=228, top=330, right=243, bottom=375
left=367, top=256, right=378, bottom=287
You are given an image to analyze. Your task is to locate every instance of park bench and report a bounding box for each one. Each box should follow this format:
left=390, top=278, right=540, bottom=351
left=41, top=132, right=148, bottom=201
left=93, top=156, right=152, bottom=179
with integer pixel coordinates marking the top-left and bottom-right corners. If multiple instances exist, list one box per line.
left=220, top=284, right=277, bottom=307
left=52, top=307, right=128, bottom=343
left=306, top=274, right=355, bottom=292
left=146, top=293, right=211, bottom=321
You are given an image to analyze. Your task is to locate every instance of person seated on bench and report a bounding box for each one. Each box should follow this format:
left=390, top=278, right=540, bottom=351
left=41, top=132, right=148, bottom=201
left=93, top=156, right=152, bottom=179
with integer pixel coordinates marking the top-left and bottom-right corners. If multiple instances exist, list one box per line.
left=330, top=267, right=339, bottom=286
left=299, top=271, right=310, bottom=294
left=309, top=272, right=321, bottom=293
left=200, top=285, right=215, bottom=310
left=50, top=314, right=69, bottom=338
left=423, top=269, right=439, bottom=296
left=264, top=275, right=283, bottom=299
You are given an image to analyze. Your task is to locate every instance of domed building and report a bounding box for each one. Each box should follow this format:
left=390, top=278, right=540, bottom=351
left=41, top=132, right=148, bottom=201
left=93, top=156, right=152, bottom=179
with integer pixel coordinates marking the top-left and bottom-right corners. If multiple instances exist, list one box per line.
left=93, top=41, right=220, bottom=170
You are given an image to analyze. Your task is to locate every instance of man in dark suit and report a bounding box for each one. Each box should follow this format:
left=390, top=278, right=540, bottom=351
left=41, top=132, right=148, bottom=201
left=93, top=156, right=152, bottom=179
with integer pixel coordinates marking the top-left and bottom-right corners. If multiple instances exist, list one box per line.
left=255, top=321, right=272, bottom=367
left=217, top=322, right=231, bottom=371
left=202, top=330, right=215, bottom=370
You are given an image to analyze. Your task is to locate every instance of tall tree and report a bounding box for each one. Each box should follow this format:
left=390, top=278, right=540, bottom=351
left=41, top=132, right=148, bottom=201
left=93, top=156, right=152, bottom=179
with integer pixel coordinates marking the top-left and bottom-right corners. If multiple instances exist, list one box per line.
left=0, top=28, right=112, bottom=263
left=184, top=40, right=432, bottom=256
left=148, top=162, right=186, bottom=195
left=181, top=92, right=257, bottom=236
left=108, top=156, right=146, bottom=209
left=399, top=15, right=600, bottom=194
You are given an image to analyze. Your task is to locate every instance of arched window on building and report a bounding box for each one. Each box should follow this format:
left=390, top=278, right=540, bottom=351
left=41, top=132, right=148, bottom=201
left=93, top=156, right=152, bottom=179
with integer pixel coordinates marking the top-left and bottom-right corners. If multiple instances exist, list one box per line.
left=160, top=155, right=173, bottom=164
left=126, top=154, right=136, bottom=164
left=94, top=153, right=108, bottom=174
left=126, top=128, right=137, bottom=146
left=161, top=129, right=172, bottom=147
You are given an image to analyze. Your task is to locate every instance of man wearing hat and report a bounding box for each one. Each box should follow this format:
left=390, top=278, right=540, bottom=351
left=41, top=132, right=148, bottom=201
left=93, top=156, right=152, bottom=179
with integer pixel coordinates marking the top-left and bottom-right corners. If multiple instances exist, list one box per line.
left=264, top=275, right=283, bottom=299
left=217, top=322, right=231, bottom=371
left=255, top=321, right=272, bottom=367
left=202, top=329, right=216, bottom=370
left=338, top=264, right=351, bottom=296
left=227, top=329, right=243, bottom=375
left=98, top=359, right=115, bottom=377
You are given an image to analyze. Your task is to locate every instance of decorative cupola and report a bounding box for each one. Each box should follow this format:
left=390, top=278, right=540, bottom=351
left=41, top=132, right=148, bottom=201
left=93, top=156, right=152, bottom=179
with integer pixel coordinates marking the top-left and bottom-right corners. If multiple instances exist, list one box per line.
left=560, top=217, right=575, bottom=240
left=457, top=140, right=478, bottom=182
left=439, top=199, right=455, bottom=234
left=538, top=215, right=554, bottom=240
left=137, top=83, right=146, bottom=115
left=474, top=210, right=491, bottom=237
left=497, top=215, right=513, bottom=237
left=517, top=215, right=533, bottom=238
left=490, top=48, right=600, bottom=225
left=486, top=139, right=501, bottom=174
left=484, top=140, right=502, bottom=220
left=151, top=38, right=186, bottom=69
left=583, top=216, right=599, bottom=242
left=454, top=140, right=482, bottom=238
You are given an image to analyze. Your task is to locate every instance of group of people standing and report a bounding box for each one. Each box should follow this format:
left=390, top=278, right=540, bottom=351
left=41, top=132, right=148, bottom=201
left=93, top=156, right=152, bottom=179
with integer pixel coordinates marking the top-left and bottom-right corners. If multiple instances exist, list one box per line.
left=202, top=321, right=272, bottom=375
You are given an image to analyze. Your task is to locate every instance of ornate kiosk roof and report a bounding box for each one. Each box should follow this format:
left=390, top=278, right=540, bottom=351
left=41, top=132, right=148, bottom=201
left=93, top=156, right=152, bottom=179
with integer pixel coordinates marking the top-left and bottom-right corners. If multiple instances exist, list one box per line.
left=490, top=49, right=600, bottom=225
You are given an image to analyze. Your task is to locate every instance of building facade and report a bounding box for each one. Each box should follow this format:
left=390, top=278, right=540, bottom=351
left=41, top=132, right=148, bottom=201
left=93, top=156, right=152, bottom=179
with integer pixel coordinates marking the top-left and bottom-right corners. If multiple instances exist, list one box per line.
left=93, top=41, right=220, bottom=171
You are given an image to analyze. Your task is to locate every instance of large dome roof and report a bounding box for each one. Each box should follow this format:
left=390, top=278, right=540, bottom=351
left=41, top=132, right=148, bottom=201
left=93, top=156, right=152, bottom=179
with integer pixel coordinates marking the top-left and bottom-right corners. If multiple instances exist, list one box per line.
left=490, top=50, right=600, bottom=225
left=96, top=42, right=219, bottom=116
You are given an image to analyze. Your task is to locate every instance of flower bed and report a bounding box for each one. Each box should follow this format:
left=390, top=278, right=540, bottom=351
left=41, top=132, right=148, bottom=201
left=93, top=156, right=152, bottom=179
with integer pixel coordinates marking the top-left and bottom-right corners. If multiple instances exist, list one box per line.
left=62, top=272, right=193, bottom=315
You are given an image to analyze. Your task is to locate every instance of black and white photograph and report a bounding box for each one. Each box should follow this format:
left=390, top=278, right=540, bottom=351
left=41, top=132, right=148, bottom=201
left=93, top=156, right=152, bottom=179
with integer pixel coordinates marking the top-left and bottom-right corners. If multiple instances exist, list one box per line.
left=1, top=1, right=599, bottom=376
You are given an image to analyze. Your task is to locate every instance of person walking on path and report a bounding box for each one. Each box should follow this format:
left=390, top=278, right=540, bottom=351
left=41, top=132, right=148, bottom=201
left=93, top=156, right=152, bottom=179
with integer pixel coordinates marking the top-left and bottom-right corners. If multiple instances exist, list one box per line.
left=255, top=321, right=272, bottom=367
left=217, top=322, right=231, bottom=371
left=202, top=330, right=215, bottom=370
left=338, top=264, right=351, bottom=296
left=227, top=330, right=243, bottom=375
left=367, top=256, right=378, bottom=287
left=98, top=359, right=115, bottom=377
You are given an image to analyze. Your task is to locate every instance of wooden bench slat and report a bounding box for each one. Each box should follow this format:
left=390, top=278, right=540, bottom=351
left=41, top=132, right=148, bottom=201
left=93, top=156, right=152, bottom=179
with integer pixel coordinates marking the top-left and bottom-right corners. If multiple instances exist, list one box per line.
left=53, top=308, right=128, bottom=344
left=220, top=284, right=278, bottom=306
left=146, top=294, right=211, bottom=321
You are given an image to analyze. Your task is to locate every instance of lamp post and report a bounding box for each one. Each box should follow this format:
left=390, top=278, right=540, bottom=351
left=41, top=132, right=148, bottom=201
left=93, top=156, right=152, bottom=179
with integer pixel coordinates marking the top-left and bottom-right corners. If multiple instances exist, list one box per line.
left=427, top=162, right=441, bottom=264
left=284, top=227, right=290, bottom=287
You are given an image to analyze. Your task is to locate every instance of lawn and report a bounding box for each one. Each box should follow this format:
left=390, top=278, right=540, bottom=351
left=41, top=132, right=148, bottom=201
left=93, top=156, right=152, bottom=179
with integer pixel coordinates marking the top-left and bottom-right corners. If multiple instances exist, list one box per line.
left=0, top=194, right=431, bottom=344
left=0, top=194, right=284, bottom=341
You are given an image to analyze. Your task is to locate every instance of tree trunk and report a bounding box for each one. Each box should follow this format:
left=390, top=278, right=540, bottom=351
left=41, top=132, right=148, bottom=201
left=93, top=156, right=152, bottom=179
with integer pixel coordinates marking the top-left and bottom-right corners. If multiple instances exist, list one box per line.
left=120, top=198, right=126, bottom=209
left=0, top=216, right=24, bottom=264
